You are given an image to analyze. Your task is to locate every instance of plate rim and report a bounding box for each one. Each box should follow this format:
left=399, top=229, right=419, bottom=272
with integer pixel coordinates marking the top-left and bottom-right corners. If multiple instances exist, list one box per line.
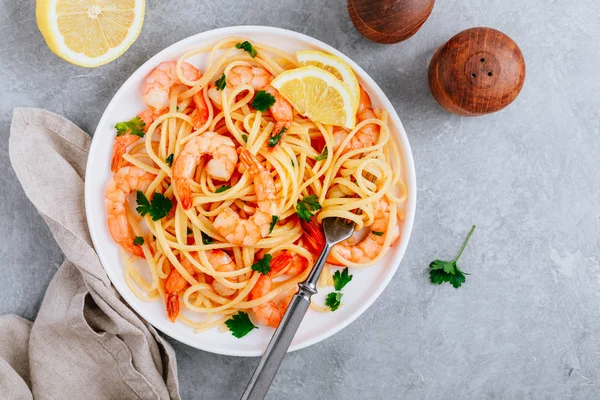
left=84, top=25, right=417, bottom=357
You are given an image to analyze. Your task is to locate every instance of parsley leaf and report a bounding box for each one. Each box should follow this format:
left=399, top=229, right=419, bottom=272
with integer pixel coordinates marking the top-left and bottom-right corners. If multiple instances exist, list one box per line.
left=136, top=191, right=173, bottom=221
left=251, top=90, right=276, bottom=112
left=215, top=185, right=231, bottom=193
left=372, top=231, right=384, bottom=236
left=241, top=134, right=248, bottom=142
left=269, top=215, right=279, bottom=234
left=133, top=236, right=144, bottom=246
left=186, top=227, right=193, bottom=235
left=332, top=267, right=353, bottom=291
left=251, top=254, right=272, bottom=275
left=115, top=116, right=145, bottom=138
left=165, top=153, right=174, bottom=167
left=235, top=41, right=258, bottom=58
left=315, top=147, right=328, bottom=161
left=429, top=225, right=476, bottom=289
left=268, top=127, right=286, bottom=147
left=201, top=232, right=213, bottom=245
left=225, top=311, right=258, bottom=338
left=295, top=194, right=322, bottom=222
left=215, top=73, right=227, bottom=90
left=325, top=292, right=343, bottom=311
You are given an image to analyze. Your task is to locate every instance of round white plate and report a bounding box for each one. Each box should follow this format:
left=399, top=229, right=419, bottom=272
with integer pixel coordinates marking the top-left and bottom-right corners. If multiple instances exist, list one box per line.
left=85, top=26, right=416, bottom=357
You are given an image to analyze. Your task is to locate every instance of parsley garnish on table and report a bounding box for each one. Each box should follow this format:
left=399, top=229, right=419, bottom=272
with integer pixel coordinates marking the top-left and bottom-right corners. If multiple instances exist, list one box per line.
left=136, top=191, right=172, bottom=221
left=215, top=73, right=227, bottom=91
left=235, top=41, right=258, bottom=58
left=325, top=292, right=343, bottom=311
left=295, top=195, right=322, bottom=222
left=268, top=127, right=286, bottom=147
left=115, top=116, right=145, bottom=138
left=251, top=254, right=272, bottom=275
left=251, top=90, right=276, bottom=112
left=429, top=225, right=476, bottom=288
left=225, top=312, right=258, bottom=338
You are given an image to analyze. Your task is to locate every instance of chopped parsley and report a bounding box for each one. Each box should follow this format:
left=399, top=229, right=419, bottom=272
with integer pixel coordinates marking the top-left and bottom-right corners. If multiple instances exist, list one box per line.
left=225, top=312, right=258, bottom=338
left=269, top=215, right=279, bottom=234
left=295, top=195, right=322, bottom=222
left=136, top=191, right=173, bottom=221
left=115, top=116, right=145, bottom=138
left=325, top=292, right=343, bottom=311
left=333, top=267, right=353, bottom=291
left=133, top=236, right=144, bottom=246
left=215, top=185, right=231, bottom=193
left=186, top=228, right=193, bottom=235
left=215, top=73, right=227, bottom=91
left=315, top=147, right=328, bottom=161
left=235, top=41, right=258, bottom=58
left=251, top=254, right=272, bottom=275
left=251, top=90, right=276, bottom=112
left=268, top=127, right=286, bottom=147
left=371, top=231, right=384, bottom=236
left=201, top=232, right=214, bottom=245
left=429, top=225, right=476, bottom=289
left=241, top=134, right=248, bottom=142
left=165, top=153, right=174, bottom=167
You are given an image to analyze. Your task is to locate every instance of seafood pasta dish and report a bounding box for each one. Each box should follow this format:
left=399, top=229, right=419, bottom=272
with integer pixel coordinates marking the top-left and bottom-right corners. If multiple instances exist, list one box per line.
left=104, top=37, right=408, bottom=337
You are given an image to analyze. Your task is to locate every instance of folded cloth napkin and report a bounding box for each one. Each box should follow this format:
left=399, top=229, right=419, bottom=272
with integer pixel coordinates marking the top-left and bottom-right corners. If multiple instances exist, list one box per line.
left=3, top=108, right=180, bottom=400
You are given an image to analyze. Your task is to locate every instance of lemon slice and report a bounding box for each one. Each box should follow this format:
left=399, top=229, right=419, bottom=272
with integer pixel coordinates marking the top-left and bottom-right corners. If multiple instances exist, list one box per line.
left=296, top=50, right=360, bottom=111
left=36, top=0, right=145, bottom=68
left=271, top=66, right=356, bottom=129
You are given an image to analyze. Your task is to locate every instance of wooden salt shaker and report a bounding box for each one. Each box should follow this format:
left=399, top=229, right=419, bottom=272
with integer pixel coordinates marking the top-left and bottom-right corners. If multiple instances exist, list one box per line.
left=428, top=27, right=526, bottom=116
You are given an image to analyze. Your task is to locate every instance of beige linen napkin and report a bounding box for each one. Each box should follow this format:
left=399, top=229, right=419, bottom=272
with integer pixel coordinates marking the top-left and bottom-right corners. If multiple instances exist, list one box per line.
left=3, top=108, right=180, bottom=400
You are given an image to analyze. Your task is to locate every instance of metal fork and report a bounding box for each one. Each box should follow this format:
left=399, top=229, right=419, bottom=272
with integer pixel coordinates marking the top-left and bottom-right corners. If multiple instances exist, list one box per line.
left=240, top=217, right=355, bottom=400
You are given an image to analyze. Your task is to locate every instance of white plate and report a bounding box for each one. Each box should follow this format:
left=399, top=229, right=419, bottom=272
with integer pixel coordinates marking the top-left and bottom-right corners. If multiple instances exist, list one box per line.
left=85, top=26, right=416, bottom=357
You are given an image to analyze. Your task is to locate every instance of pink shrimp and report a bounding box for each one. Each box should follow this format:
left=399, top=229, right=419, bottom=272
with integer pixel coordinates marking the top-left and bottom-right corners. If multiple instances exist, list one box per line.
left=332, top=85, right=380, bottom=153
left=208, top=66, right=293, bottom=136
left=110, top=109, right=156, bottom=172
left=165, top=255, right=197, bottom=322
left=172, top=132, right=238, bottom=210
left=105, top=166, right=155, bottom=257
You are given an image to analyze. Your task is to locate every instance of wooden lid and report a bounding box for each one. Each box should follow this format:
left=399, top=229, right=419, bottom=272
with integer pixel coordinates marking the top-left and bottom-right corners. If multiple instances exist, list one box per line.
left=348, top=0, right=435, bottom=44
left=428, top=27, right=526, bottom=116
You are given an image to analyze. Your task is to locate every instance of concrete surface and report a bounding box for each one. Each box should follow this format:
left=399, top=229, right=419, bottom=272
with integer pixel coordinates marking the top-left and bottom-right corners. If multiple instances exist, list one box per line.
left=1, top=0, right=600, bottom=399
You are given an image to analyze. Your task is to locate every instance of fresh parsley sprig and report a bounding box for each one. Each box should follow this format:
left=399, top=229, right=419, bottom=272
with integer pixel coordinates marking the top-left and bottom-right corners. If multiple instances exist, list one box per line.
left=429, top=225, right=476, bottom=289
left=333, top=267, right=353, bottom=291
left=136, top=191, right=173, bottom=221
left=225, top=312, right=258, bottom=338
left=115, top=116, right=145, bottom=138
left=215, top=73, right=227, bottom=91
left=269, top=216, right=279, bottom=234
left=251, top=254, right=272, bottom=275
left=325, top=292, right=343, bottom=311
left=268, top=127, right=286, bottom=147
left=251, top=90, right=276, bottom=112
left=296, top=195, right=322, bottom=222
left=235, top=41, right=258, bottom=58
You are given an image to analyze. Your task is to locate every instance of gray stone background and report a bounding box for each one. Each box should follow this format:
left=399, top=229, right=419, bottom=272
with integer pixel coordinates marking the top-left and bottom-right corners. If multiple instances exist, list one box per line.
left=1, top=0, right=599, bottom=399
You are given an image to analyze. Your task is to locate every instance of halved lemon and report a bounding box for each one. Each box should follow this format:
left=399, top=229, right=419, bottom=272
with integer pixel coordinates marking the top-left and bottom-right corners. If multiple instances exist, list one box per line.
left=36, top=0, right=145, bottom=68
left=271, top=66, right=356, bottom=129
left=296, top=50, right=360, bottom=111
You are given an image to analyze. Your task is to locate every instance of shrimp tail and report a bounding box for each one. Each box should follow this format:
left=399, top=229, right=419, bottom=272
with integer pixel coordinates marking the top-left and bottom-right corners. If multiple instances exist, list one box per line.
left=238, top=148, right=260, bottom=174
left=270, top=251, right=293, bottom=275
left=110, top=141, right=127, bottom=173
left=301, top=218, right=326, bottom=255
left=175, top=177, right=193, bottom=210
left=165, top=293, right=180, bottom=322
left=191, top=93, right=209, bottom=129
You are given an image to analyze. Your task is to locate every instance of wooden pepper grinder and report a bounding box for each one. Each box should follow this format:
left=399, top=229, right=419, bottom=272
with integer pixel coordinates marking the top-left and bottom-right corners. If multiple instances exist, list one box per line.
left=428, top=27, right=526, bottom=116
left=348, top=0, right=435, bottom=43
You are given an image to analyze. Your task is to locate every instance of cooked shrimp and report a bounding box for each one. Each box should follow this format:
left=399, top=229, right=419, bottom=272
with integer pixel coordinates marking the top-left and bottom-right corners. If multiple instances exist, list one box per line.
left=332, top=85, right=380, bottom=153
left=110, top=109, right=156, bottom=173
left=248, top=274, right=295, bottom=328
left=173, top=131, right=238, bottom=210
left=208, top=66, right=293, bottom=136
left=165, top=255, right=197, bottom=322
left=190, top=92, right=209, bottom=129
left=207, top=250, right=239, bottom=297
left=332, top=198, right=400, bottom=263
left=213, top=148, right=279, bottom=245
left=105, top=166, right=155, bottom=257
left=142, top=61, right=200, bottom=112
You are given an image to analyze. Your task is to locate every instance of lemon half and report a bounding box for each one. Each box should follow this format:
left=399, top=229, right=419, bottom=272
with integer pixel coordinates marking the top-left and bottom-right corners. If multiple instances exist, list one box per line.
left=296, top=50, right=360, bottom=111
left=36, top=0, right=145, bottom=68
left=271, top=66, right=356, bottom=129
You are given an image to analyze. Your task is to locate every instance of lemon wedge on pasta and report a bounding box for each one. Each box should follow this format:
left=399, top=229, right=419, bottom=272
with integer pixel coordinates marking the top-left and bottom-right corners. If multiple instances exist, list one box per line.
left=36, top=0, right=145, bottom=68
left=271, top=66, right=356, bottom=129
left=296, top=50, right=361, bottom=111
